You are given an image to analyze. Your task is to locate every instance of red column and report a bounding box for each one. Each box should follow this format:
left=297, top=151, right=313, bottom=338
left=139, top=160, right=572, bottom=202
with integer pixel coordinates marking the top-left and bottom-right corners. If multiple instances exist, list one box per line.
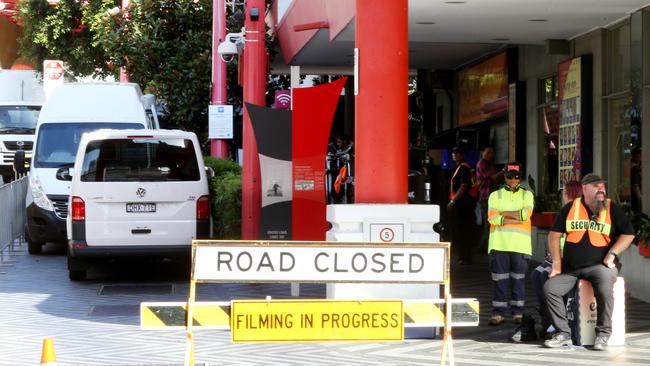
left=355, top=0, right=408, bottom=203
left=241, top=0, right=267, bottom=239
left=119, top=0, right=130, bottom=83
left=210, top=0, right=229, bottom=158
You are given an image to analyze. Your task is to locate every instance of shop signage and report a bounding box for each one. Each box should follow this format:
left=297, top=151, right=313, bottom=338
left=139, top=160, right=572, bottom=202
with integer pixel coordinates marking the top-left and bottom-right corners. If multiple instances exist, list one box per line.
left=557, top=56, right=592, bottom=188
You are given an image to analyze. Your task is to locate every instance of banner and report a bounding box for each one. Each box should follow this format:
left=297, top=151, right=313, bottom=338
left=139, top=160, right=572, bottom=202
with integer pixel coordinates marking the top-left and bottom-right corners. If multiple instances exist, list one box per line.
left=292, top=78, right=347, bottom=240
left=247, top=103, right=292, bottom=240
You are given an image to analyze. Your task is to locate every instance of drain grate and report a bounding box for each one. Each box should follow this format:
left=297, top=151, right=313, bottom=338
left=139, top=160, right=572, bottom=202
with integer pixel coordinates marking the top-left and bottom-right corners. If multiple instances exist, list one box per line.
left=88, top=305, right=140, bottom=317
left=98, top=284, right=173, bottom=295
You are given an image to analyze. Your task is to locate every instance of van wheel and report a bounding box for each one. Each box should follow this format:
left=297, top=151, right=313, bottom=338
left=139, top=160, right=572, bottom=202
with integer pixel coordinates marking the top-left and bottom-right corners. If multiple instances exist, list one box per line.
left=68, top=269, right=87, bottom=281
left=26, top=230, right=43, bottom=255
left=67, top=254, right=87, bottom=281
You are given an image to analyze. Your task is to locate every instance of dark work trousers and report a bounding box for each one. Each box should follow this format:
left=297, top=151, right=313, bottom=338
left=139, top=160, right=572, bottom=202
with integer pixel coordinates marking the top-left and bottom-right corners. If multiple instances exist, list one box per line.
left=543, top=264, right=618, bottom=337
left=478, top=200, right=489, bottom=252
left=451, top=203, right=475, bottom=262
left=531, top=258, right=553, bottom=330
left=489, top=250, right=530, bottom=316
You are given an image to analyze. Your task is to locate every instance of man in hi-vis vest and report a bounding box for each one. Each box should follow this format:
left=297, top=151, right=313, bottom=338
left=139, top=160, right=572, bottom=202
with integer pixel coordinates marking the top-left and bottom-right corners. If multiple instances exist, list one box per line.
left=487, top=162, right=534, bottom=326
left=543, top=174, right=635, bottom=350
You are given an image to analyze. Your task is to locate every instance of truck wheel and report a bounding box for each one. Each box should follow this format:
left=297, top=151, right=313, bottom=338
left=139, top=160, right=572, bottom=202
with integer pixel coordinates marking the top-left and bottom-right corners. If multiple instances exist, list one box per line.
left=26, top=230, right=43, bottom=255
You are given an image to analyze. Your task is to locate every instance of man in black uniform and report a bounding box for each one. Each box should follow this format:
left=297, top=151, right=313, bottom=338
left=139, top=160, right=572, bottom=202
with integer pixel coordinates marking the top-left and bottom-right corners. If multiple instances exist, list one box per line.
left=543, top=174, right=635, bottom=350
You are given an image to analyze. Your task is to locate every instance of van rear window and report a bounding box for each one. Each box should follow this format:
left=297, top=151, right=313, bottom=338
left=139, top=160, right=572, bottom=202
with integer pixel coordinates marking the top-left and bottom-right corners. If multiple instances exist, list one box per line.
left=80, top=138, right=200, bottom=182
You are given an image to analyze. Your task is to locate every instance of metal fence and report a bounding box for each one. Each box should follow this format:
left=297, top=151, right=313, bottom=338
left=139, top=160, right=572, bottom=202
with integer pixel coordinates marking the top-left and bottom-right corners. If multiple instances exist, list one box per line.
left=0, top=176, right=28, bottom=263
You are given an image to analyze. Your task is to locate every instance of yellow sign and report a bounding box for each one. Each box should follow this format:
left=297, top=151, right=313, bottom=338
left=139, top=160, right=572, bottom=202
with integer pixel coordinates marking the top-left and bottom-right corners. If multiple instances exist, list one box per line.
left=231, top=300, right=403, bottom=342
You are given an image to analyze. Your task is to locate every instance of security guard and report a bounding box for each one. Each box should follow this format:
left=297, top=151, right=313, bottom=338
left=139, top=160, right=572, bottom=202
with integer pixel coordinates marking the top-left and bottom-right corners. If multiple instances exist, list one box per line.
left=487, top=162, right=534, bottom=325
left=543, top=174, right=634, bottom=350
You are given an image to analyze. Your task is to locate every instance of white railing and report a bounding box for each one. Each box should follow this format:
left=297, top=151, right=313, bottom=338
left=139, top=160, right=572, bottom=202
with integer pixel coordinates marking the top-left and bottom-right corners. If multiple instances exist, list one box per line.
left=0, top=176, right=28, bottom=263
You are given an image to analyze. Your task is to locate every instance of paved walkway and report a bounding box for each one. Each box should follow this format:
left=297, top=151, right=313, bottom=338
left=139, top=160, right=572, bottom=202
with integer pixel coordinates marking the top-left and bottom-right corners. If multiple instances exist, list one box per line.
left=1, top=241, right=649, bottom=365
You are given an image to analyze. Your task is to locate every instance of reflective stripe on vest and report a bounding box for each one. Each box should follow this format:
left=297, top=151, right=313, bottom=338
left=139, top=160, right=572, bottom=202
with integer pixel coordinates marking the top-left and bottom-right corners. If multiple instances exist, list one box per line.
left=565, top=197, right=612, bottom=247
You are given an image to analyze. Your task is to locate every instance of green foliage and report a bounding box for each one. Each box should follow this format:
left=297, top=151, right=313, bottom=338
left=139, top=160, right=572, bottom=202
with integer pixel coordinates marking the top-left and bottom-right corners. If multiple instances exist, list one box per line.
left=204, top=156, right=241, bottom=177
left=92, top=0, right=214, bottom=135
left=210, top=170, right=242, bottom=239
left=18, top=0, right=117, bottom=78
left=528, top=174, right=562, bottom=213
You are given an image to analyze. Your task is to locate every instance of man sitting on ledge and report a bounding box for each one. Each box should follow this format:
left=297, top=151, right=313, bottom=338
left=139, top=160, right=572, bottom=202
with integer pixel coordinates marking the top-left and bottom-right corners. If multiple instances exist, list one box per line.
left=543, top=173, right=635, bottom=350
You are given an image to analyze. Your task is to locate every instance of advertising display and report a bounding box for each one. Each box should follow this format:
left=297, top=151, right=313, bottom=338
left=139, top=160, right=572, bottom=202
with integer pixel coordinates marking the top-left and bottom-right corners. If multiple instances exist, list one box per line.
left=557, top=56, right=592, bottom=189
left=458, top=52, right=509, bottom=126
left=246, top=78, right=347, bottom=241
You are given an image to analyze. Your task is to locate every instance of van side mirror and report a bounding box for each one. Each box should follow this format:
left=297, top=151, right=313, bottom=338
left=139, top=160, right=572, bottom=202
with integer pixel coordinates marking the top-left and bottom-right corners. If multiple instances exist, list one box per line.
left=13, top=150, right=28, bottom=174
left=56, top=167, right=73, bottom=181
left=205, top=166, right=215, bottom=179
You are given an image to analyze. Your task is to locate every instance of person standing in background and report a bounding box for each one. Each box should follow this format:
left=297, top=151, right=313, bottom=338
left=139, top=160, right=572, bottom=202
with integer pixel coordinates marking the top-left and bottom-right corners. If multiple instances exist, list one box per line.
left=447, top=146, right=476, bottom=265
left=476, top=146, right=504, bottom=252
left=487, top=162, right=534, bottom=325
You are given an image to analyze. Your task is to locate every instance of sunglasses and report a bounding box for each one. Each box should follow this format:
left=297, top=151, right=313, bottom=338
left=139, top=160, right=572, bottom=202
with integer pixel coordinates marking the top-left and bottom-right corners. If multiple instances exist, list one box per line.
left=505, top=174, right=520, bottom=180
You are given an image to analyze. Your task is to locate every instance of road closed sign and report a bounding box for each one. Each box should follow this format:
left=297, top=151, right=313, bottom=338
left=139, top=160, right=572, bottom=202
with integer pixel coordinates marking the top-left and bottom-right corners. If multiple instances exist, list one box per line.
left=231, top=300, right=403, bottom=342
left=192, top=241, right=447, bottom=284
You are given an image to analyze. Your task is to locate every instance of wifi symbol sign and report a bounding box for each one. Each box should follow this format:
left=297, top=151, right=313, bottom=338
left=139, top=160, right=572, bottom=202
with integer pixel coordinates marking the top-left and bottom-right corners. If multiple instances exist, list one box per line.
left=275, top=91, right=291, bottom=109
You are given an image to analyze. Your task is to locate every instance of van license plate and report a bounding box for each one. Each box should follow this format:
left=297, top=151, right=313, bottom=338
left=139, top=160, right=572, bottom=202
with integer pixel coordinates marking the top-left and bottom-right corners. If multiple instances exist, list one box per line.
left=126, top=203, right=156, bottom=213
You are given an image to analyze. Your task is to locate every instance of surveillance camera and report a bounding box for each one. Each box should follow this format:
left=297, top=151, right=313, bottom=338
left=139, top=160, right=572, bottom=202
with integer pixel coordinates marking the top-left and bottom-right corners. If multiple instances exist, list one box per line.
left=217, top=31, right=244, bottom=62
left=217, top=40, right=239, bottom=56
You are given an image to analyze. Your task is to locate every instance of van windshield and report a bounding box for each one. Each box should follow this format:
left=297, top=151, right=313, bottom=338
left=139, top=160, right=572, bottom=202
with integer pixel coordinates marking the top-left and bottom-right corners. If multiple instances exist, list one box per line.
left=80, top=137, right=200, bottom=182
left=0, top=106, right=40, bottom=134
left=34, top=123, right=144, bottom=168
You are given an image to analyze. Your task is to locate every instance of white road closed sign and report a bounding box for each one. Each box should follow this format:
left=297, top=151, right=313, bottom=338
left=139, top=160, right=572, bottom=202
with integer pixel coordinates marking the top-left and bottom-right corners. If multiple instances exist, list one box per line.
left=192, top=241, right=447, bottom=284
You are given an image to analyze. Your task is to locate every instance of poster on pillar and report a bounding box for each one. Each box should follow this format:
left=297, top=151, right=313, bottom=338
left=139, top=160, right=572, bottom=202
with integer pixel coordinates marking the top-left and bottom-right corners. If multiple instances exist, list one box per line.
left=292, top=78, right=348, bottom=240
left=557, top=55, right=592, bottom=189
left=247, top=103, right=292, bottom=240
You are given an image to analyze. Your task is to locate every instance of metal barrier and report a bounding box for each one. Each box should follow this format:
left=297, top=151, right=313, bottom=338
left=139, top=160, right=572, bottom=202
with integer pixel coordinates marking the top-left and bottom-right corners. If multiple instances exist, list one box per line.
left=0, top=176, right=28, bottom=263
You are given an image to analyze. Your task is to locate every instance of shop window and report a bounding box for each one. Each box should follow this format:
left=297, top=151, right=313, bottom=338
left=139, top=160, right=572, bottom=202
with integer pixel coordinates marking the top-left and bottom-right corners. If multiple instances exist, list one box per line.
left=538, top=76, right=559, bottom=193
left=608, top=22, right=631, bottom=94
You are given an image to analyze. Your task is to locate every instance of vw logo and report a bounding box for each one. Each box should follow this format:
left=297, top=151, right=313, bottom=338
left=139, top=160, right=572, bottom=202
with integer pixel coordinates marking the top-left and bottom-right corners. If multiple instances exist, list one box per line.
left=16, top=141, right=24, bottom=147
left=136, top=188, right=146, bottom=198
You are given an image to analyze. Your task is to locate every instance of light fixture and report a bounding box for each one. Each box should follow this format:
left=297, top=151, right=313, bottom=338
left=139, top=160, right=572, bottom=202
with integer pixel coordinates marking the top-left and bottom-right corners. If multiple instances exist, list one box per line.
left=528, top=19, right=549, bottom=22
left=491, top=38, right=510, bottom=41
left=416, top=22, right=436, bottom=25
left=444, top=1, right=467, bottom=4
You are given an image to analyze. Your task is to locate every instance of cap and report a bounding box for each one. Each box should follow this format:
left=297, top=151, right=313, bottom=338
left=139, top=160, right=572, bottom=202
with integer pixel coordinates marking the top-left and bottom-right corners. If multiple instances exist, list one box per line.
left=581, top=173, right=606, bottom=185
left=504, top=162, right=521, bottom=179
left=451, top=146, right=463, bottom=153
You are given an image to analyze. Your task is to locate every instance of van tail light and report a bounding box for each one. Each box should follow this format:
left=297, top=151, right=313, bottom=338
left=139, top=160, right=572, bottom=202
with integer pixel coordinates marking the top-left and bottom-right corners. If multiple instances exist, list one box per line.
left=197, top=195, right=210, bottom=220
left=71, top=196, right=85, bottom=221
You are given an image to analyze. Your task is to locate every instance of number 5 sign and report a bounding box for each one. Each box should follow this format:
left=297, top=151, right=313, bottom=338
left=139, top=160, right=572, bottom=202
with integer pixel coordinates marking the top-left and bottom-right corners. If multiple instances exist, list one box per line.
left=364, top=219, right=409, bottom=243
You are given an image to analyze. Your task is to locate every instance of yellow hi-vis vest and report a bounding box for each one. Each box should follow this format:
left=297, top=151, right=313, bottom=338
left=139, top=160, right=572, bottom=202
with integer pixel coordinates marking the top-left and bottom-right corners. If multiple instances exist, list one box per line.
left=487, top=186, right=535, bottom=255
left=565, top=197, right=612, bottom=247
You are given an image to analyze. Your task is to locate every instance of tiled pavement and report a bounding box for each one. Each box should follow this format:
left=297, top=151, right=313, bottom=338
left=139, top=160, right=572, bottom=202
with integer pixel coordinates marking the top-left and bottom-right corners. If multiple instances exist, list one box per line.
left=1, top=240, right=650, bottom=365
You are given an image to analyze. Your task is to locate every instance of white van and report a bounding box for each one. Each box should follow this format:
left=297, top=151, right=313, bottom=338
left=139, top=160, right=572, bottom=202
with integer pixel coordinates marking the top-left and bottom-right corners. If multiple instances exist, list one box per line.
left=25, top=83, right=159, bottom=254
left=66, top=129, right=211, bottom=280
left=0, top=70, right=44, bottom=183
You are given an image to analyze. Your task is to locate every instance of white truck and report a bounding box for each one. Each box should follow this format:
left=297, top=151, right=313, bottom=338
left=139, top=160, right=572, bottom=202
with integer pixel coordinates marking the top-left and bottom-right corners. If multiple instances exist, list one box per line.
left=0, top=70, right=44, bottom=183
left=23, top=82, right=160, bottom=254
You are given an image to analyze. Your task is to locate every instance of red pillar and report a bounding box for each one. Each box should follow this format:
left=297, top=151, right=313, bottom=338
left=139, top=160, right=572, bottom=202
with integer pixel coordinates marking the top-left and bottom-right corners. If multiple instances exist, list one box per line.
left=210, top=0, right=229, bottom=158
left=119, top=0, right=130, bottom=83
left=355, top=0, right=408, bottom=203
left=241, top=0, right=267, bottom=239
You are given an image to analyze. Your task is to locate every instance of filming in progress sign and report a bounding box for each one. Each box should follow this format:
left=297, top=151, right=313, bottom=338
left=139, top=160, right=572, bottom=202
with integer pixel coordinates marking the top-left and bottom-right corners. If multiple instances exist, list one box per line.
left=192, top=242, right=447, bottom=284
left=231, top=300, right=403, bottom=342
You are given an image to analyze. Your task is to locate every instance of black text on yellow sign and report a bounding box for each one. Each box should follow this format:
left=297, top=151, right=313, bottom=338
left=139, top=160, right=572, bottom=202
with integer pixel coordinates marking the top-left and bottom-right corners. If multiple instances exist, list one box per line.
left=231, top=300, right=404, bottom=342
